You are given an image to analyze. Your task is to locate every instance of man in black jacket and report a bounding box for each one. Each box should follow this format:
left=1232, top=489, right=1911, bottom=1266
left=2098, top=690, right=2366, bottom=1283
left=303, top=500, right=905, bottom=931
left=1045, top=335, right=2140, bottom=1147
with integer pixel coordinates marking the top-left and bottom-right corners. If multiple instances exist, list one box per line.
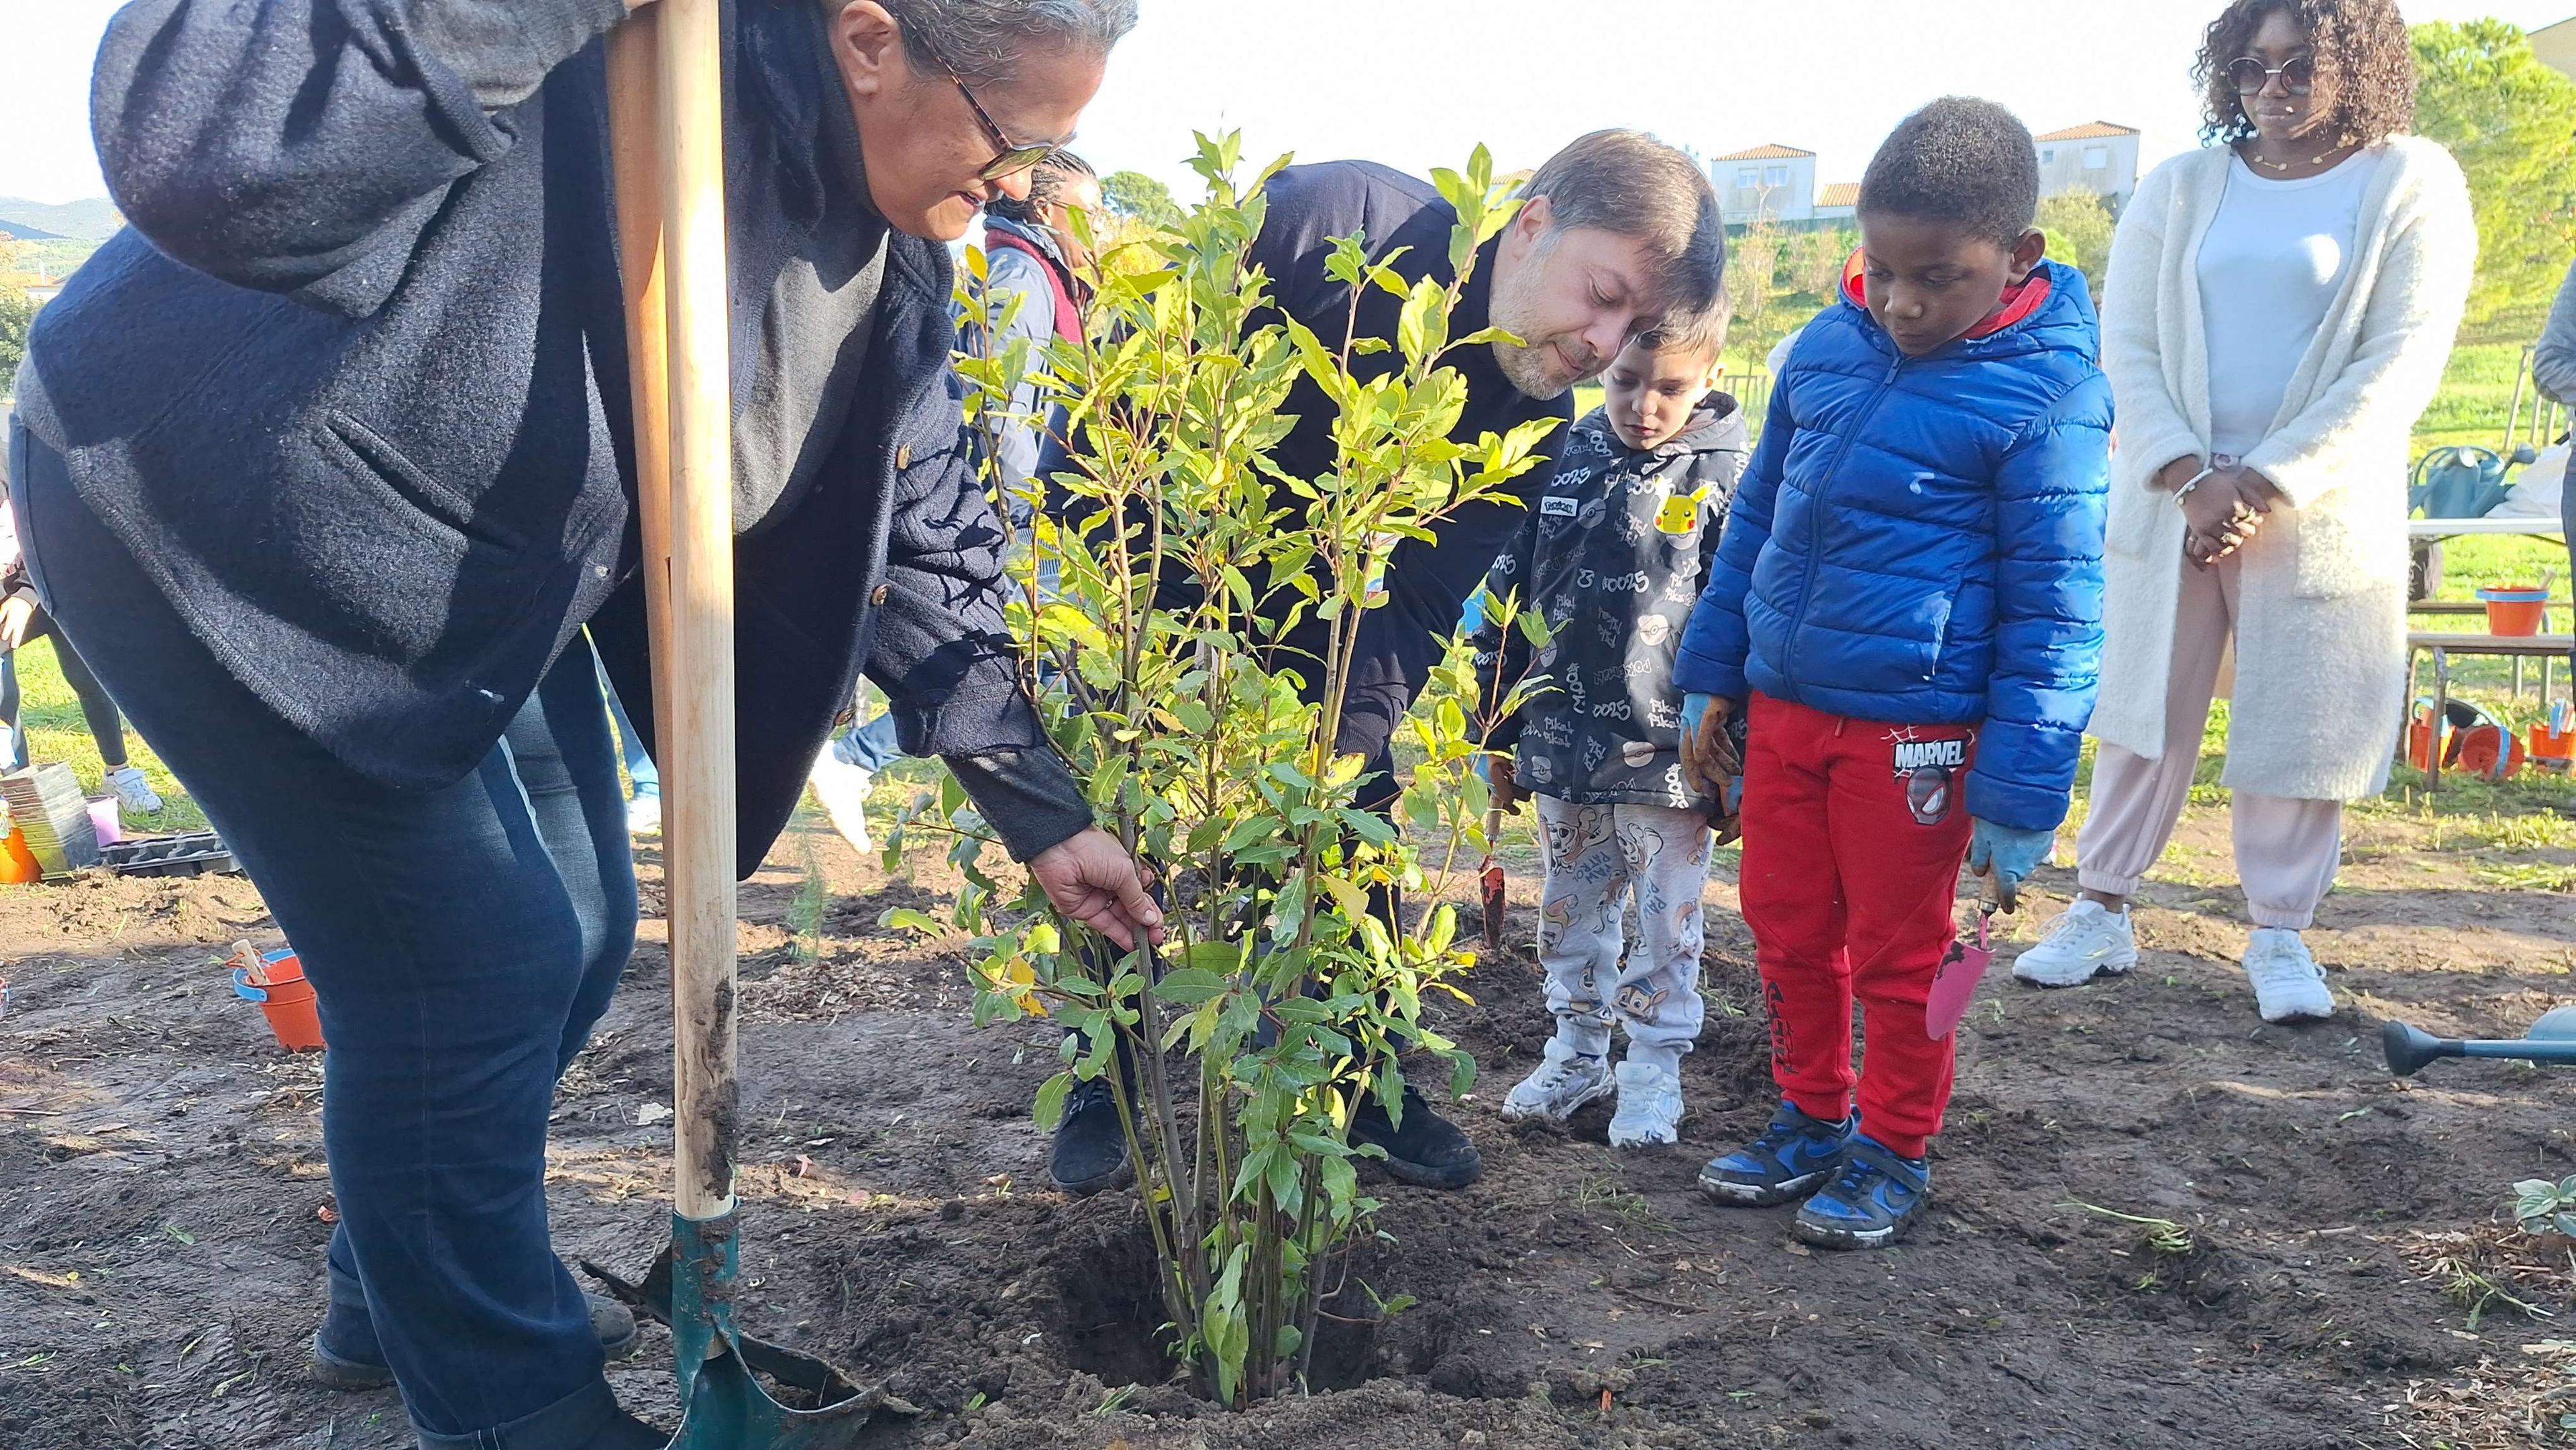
left=11, top=3, right=1157, bottom=1447
left=1047, top=130, right=1727, bottom=1196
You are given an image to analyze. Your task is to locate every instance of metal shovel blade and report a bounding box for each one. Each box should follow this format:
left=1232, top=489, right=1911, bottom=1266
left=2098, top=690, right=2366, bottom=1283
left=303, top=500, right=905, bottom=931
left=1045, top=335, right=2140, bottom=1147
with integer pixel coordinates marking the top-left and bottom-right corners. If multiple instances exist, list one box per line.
left=582, top=1213, right=915, bottom=1449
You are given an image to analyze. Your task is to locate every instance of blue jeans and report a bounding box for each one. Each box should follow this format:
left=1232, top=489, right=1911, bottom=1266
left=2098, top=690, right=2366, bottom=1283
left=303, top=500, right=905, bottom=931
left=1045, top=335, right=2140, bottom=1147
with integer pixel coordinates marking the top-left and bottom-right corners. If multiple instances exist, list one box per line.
left=835, top=707, right=904, bottom=773
left=14, top=426, right=639, bottom=1448
left=594, top=652, right=658, bottom=801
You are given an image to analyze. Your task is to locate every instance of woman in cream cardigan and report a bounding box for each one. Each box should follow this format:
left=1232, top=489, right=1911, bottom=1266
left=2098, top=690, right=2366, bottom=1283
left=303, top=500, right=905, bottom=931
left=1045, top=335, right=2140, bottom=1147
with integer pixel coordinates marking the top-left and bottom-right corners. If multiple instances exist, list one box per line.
left=2013, top=0, right=2474, bottom=1022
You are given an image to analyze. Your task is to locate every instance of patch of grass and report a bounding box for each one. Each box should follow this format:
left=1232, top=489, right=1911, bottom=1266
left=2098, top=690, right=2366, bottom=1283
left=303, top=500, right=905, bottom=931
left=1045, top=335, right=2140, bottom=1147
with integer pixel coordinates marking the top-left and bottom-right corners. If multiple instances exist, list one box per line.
left=9, top=638, right=207, bottom=835
left=2064, top=1200, right=2196, bottom=1257
left=2475, top=861, right=2576, bottom=893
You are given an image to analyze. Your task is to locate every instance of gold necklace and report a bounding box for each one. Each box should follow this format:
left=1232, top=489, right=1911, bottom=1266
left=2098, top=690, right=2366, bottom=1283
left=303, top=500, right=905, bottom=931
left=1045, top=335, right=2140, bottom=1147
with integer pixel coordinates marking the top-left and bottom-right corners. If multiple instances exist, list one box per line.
left=2242, top=138, right=2354, bottom=172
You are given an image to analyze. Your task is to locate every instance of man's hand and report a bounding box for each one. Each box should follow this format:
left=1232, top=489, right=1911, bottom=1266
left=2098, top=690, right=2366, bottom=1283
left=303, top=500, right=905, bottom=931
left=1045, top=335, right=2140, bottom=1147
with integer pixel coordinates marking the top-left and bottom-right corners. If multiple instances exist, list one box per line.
left=1965, top=818, right=2055, bottom=913
left=1489, top=753, right=1521, bottom=813
left=1678, top=693, right=1741, bottom=796
left=1030, top=827, right=1165, bottom=953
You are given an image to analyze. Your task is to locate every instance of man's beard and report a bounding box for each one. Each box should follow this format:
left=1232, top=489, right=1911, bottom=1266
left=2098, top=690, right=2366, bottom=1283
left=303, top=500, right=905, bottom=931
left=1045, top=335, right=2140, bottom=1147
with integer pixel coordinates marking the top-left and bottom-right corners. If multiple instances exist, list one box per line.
left=1485, top=254, right=1591, bottom=400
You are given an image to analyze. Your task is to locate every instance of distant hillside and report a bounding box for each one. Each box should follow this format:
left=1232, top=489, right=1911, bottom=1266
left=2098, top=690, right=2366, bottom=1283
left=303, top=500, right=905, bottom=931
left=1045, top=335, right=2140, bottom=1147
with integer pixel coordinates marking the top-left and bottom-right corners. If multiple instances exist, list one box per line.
left=0, top=198, right=123, bottom=242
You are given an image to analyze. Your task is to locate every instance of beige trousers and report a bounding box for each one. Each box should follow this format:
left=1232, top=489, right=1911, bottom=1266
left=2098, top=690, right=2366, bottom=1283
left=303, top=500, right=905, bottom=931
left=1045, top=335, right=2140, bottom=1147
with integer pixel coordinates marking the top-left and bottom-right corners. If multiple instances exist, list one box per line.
left=2076, top=555, right=2343, bottom=930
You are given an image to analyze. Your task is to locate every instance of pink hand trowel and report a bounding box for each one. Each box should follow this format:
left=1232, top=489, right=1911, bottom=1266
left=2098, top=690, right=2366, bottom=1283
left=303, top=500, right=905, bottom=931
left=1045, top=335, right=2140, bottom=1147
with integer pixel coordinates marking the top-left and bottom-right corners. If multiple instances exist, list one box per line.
left=1927, top=902, right=1998, bottom=1041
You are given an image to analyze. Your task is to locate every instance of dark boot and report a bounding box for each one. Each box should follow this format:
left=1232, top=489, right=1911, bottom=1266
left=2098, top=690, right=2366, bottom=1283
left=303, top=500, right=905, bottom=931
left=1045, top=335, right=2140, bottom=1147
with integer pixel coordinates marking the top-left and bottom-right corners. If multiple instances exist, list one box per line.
left=313, top=1292, right=641, bottom=1392
left=1048, top=1075, right=1134, bottom=1196
left=1350, top=1080, right=1483, bottom=1189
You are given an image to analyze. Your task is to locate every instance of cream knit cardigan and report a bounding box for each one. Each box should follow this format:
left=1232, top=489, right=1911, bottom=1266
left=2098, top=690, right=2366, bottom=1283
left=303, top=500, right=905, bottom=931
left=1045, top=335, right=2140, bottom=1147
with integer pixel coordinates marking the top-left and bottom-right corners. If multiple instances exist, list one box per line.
left=2091, top=137, right=2476, bottom=801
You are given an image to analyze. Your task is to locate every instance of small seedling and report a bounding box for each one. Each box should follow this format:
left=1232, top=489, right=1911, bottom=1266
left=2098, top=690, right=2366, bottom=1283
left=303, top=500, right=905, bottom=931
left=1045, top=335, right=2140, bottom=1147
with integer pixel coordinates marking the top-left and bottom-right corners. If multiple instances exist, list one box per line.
left=2512, top=1175, right=2576, bottom=1239
left=1093, top=1386, right=1136, bottom=1416
left=2065, top=1200, right=2194, bottom=1257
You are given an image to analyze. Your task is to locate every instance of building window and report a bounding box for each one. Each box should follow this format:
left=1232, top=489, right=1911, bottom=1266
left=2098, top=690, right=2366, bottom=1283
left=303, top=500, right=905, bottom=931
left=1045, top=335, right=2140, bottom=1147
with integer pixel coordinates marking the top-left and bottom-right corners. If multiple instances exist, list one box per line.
left=2041, top=148, right=2056, bottom=164
left=2084, top=146, right=2110, bottom=170
left=1764, top=165, right=1789, bottom=187
left=1736, top=168, right=1760, bottom=188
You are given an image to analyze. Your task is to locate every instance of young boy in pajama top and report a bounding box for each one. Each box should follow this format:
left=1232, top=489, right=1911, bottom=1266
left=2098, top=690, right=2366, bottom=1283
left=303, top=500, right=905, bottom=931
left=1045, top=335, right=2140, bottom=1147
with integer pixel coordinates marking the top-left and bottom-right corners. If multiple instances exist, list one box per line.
left=1473, top=309, right=1749, bottom=1149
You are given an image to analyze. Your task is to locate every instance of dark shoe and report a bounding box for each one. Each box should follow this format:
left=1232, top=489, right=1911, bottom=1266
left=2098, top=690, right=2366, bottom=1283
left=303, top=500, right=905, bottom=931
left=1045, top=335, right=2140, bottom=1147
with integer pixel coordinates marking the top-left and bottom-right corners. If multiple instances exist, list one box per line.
left=1791, top=1134, right=1931, bottom=1251
left=311, top=1292, right=641, bottom=1391
left=1048, top=1076, right=1133, bottom=1196
left=1698, top=1098, right=1854, bottom=1206
left=1350, top=1083, right=1483, bottom=1189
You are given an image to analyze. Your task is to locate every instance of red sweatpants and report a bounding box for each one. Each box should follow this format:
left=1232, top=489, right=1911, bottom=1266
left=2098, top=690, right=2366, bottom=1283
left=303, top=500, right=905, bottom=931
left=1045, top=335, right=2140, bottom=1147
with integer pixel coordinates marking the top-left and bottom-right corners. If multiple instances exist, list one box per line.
left=1737, top=693, right=1976, bottom=1158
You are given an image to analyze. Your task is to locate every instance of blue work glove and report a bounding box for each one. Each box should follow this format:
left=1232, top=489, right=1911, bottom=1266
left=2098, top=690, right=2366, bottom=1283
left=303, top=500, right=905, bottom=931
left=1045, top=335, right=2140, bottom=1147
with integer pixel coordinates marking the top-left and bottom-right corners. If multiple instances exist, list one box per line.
left=1965, top=818, right=2055, bottom=913
left=1678, top=693, right=1740, bottom=796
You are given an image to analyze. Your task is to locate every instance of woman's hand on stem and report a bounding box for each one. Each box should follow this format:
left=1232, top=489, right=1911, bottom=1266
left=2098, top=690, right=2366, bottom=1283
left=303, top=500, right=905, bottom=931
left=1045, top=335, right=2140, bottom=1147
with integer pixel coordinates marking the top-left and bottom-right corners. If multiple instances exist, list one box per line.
left=1030, top=827, right=1166, bottom=952
left=1488, top=753, right=1521, bottom=813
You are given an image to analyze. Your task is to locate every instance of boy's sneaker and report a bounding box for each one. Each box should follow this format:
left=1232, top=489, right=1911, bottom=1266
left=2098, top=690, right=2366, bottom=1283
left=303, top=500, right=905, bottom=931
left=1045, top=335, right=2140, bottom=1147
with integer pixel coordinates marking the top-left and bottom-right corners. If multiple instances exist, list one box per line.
left=1606, top=1059, right=1682, bottom=1149
left=626, top=793, right=661, bottom=837
left=2012, top=898, right=2137, bottom=987
left=2243, top=928, right=2334, bottom=1023
left=105, top=766, right=162, bottom=816
left=1791, top=1135, right=1930, bottom=1251
left=806, top=748, right=874, bottom=855
left=1499, top=1039, right=1614, bottom=1125
left=1698, top=1100, right=1854, bottom=1206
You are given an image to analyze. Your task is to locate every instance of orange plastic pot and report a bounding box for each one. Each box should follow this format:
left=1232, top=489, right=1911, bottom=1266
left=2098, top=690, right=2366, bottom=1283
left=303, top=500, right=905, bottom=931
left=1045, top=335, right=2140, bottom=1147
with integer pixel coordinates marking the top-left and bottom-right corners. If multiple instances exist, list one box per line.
left=230, top=943, right=325, bottom=1053
left=2477, top=586, right=2548, bottom=636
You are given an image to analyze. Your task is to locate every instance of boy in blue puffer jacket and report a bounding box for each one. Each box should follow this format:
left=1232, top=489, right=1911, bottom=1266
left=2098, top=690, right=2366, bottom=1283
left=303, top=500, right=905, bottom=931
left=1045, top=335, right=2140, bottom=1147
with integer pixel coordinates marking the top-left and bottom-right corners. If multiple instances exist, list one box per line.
left=1674, top=99, right=2110, bottom=1249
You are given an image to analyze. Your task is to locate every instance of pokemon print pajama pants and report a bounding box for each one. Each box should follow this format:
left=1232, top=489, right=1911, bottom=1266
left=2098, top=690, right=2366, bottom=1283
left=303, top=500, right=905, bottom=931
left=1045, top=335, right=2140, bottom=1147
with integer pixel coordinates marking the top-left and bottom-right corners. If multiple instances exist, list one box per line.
left=1531, top=794, right=1713, bottom=1072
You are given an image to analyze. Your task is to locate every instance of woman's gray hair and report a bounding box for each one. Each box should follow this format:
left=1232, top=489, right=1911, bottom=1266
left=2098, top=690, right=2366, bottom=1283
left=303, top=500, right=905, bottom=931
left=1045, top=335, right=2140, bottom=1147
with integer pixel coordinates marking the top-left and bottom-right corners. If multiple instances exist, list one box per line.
left=837, top=0, right=1139, bottom=83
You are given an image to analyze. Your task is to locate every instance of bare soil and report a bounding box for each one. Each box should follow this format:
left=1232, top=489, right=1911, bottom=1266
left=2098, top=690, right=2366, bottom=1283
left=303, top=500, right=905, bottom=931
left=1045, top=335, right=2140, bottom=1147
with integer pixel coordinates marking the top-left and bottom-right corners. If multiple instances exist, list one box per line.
left=4, top=800, right=2573, bottom=1449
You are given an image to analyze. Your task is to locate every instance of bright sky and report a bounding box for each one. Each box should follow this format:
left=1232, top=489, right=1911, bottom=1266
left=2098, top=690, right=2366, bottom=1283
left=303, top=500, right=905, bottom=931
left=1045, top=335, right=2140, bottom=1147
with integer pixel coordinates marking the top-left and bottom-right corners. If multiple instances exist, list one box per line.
left=3, top=0, right=2571, bottom=205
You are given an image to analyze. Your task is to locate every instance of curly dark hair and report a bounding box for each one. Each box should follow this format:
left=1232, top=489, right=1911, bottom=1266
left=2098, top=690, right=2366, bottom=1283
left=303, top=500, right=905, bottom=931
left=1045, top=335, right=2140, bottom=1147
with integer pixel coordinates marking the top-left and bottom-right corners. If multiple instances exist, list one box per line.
left=1858, top=97, right=2040, bottom=244
left=2194, top=0, right=2416, bottom=146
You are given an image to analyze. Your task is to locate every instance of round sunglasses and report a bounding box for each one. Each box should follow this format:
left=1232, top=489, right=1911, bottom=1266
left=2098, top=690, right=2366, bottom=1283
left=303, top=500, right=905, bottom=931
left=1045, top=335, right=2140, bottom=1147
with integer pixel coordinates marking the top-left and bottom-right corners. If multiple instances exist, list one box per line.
left=920, top=45, right=1060, bottom=183
left=2226, top=52, right=2315, bottom=96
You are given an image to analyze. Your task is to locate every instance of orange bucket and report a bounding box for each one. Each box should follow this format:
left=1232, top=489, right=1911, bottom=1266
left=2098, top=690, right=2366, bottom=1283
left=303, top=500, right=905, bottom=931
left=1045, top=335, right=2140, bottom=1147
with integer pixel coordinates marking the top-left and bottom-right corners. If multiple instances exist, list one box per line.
left=2478, top=586, right=2549, bottom=635
left=2531, top=723, right=2576, bottom=768
left=0, top=827, right=39, bottom=884
left=229, top=941, right=324, bottom=1052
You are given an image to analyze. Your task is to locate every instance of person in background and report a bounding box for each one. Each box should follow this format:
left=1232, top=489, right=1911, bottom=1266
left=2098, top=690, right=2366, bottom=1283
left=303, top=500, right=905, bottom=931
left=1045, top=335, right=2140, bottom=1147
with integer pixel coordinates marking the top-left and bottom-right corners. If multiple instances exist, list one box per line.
left=2534, top=256, right=2576, bottom=641
left=1477, top=311, right=1748, bottom=1151
left=0, top=432, right=159, bottom=817
left=2014, top=0, right=2473, bottom=1023
left=808, top=150, right=1102, bottom=856
left=1678, top=97, right=2110, bottom=1250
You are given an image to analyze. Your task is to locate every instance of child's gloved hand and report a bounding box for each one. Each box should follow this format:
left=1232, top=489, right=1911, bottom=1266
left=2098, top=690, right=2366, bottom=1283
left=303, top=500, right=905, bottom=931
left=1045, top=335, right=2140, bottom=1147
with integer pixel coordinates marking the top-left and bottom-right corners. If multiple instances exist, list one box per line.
left=1679, top=694, right=1741, bottom=795
left=1965, top=818, right=2055, bottom=913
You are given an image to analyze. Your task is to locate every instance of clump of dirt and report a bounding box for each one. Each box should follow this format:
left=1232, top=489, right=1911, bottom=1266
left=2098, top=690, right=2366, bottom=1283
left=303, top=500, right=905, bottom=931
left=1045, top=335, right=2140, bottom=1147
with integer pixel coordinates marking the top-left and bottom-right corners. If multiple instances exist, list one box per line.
left=6, top=807, right=2575, bottom=1449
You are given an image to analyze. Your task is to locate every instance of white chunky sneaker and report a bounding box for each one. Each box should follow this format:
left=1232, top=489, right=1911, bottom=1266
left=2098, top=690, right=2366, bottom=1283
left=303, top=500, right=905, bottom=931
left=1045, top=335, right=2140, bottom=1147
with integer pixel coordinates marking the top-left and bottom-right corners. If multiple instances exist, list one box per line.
left=2243, top=928, right=2334, bottom=1023
left=105, top=765, right=162, bottom=817
left=625, top=794, right=661, bottom=837
left=2012, top=898, right=2138, bottom=988
left=1499, top=1039, right=1614, bottom=1125
left=806, top=747, right=875, bottom=855
left=1607, top=1059, right=1683, bottom=1149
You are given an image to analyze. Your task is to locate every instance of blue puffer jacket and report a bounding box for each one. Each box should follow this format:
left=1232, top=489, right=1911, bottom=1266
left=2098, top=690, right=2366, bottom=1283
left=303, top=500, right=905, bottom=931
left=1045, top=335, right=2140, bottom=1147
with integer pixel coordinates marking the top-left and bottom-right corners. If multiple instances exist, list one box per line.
left=1674, top=256, right=2110, bottom=831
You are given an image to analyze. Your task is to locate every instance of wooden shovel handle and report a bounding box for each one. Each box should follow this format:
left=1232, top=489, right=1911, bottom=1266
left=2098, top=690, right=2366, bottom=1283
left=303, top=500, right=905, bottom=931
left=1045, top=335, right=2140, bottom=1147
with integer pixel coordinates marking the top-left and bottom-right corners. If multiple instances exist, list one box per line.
left=606, top=0, right=739, bottom=1223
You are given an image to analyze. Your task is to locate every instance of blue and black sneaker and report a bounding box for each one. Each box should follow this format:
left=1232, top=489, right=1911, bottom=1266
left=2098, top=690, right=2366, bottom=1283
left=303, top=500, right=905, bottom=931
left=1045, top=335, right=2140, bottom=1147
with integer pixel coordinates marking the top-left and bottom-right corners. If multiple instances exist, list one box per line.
left=1697, top=1100, right=1854, bottom=1206
left=1791, top=1134, right=1930, bottom=1250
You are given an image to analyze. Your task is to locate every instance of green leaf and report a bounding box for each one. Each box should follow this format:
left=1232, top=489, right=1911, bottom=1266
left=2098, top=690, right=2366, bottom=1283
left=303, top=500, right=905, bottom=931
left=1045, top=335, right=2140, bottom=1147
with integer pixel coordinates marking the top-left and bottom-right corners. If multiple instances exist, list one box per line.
left=1032, top=1072, right=1073, bottom=1131
left=880, top=908, right=943, bottom=937
left=1149, top=967, right=1232, bottom=1005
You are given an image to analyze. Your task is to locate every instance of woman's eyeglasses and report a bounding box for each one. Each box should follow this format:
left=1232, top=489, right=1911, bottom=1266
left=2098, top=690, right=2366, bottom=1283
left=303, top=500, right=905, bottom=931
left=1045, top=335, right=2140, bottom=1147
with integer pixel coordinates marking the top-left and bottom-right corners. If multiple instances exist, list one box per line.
left=2226, top=52, right=2316, bottom=96
left=934, top=58, right=1058, bottom=183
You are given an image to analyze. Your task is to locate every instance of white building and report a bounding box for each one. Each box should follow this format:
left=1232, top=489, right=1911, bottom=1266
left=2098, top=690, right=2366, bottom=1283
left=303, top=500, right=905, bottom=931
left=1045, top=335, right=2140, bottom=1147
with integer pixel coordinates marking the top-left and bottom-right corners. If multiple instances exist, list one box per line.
left=1812, top=181, right=1860, bottom=224
left=1712, top=145, right=1817, bottom=227
left=2033, top=122, right=2141, bottom=213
